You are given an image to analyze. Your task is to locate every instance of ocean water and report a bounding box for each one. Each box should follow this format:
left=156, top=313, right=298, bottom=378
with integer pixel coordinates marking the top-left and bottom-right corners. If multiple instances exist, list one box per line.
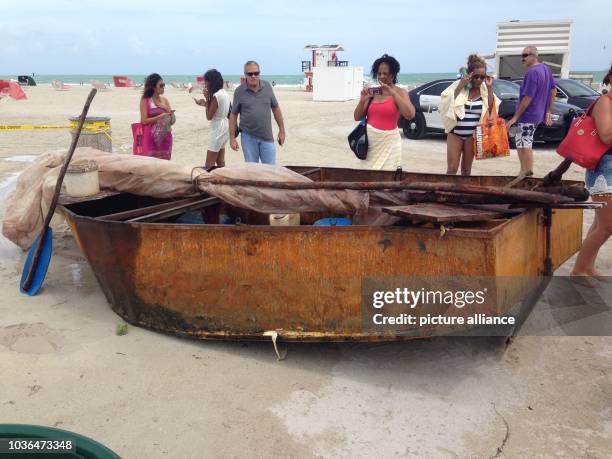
left=1, top=71, right=605, bottom=87
left=0, top=73, right=456, bottom=86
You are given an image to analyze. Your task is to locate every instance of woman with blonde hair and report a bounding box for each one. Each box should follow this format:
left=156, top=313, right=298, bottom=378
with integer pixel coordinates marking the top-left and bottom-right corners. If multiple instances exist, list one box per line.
left=440, top=55, right=498, bottom=175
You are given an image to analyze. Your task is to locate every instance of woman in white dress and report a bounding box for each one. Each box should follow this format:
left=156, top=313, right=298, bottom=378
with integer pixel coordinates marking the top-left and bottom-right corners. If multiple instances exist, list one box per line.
left=194, top=69, right=230, bottom=170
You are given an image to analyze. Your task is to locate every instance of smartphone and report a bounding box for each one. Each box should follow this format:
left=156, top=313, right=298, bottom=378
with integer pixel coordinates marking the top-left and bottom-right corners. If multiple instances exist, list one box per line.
left=460, top=68, right=472, bottom=90
left=368, top=86, right=383, bottom=96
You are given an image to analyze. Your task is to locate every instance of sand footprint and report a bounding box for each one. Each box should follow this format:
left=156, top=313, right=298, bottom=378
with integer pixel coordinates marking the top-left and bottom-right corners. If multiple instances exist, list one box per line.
left=0, top=322, right=65, bottom=354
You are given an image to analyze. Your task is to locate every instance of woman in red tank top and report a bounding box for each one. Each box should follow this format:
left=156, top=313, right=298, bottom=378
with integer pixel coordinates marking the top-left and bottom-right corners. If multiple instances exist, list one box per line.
left=353, top=54, right=416, bottom=170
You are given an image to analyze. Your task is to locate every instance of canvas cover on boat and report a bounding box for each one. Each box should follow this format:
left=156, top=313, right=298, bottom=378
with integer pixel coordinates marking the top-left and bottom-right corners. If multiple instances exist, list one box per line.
left=2, top=148, right=197, bottom=249
left=3, top=148, right=400, bottom=250
left=194, top=165, right=370, bottom=214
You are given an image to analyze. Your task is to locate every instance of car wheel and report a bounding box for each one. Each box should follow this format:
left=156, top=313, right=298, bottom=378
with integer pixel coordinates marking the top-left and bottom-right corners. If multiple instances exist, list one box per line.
left=401, top=113, right=426, bottom=139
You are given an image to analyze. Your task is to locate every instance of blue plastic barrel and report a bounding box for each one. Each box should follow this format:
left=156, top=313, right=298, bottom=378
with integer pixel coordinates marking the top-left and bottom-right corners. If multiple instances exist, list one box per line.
left=313, top=217, right=352, bottom=226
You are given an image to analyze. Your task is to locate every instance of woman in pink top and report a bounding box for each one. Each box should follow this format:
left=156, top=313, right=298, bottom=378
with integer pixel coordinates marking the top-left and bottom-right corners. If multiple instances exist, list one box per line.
left=353, top=54, right=416, bottom=170
left=139, top=73, right=174, bottom=160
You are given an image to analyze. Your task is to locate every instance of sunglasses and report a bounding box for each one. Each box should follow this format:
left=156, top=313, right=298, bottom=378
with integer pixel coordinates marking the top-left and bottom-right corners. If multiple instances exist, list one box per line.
left=521, top=53, right=533, bottom=58
left=159, top=83, right=165, bottom=88
left=245, top=71, right=260, bottom=77
left=471, top=75, right=485, bottom=81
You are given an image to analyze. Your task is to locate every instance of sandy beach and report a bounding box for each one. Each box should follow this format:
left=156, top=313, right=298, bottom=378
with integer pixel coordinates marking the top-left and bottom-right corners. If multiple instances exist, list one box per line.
left=0, top=85, right=610, bottom=457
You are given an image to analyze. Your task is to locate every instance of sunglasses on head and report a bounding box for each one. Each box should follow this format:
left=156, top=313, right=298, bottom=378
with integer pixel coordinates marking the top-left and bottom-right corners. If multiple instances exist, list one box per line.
left=521, top=53, right=533, bottom=58
left=245, top=71, right=260, bottom=77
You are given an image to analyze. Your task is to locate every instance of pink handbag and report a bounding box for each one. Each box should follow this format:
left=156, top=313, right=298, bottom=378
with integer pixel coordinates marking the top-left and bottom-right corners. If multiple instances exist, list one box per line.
left=131, top=123, right=153, bottom=156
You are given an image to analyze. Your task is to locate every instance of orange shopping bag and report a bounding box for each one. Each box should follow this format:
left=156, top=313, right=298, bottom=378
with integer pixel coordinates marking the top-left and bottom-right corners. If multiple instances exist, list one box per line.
left=473, top=107, right=510, bottom=160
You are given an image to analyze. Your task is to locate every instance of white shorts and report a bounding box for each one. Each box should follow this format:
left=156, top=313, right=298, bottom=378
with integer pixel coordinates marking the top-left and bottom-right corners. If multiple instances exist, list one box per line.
left=208, top=120, right=229, bottom=152
left=515, top=123, right=537, bottom=149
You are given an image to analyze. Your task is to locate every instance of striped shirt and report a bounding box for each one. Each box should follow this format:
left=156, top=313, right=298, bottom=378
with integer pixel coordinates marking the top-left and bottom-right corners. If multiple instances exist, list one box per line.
left=453, top=97, right=482, bottom=137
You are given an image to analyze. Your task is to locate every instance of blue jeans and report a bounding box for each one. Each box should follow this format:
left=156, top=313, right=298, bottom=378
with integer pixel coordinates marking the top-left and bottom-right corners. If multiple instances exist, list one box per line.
left=240, top=131, right=276, bottom=164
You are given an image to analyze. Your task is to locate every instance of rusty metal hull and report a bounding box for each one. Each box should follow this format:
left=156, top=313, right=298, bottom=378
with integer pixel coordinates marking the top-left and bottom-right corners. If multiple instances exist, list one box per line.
left=59, top=168, right=583, bottom=341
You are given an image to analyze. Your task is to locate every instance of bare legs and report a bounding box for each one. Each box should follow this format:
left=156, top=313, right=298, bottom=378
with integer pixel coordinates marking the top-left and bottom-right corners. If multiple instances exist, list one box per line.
left=205, top=148, right=225, bottom=170
left=446, top=133, right=474, bottom=176
left=517, top=147, right=534, bottom=176
left=571, top=195, right=612, bottom=277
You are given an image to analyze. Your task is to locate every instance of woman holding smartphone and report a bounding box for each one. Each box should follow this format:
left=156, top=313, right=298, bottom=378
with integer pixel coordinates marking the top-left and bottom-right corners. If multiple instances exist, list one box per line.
left=439, top=54, right=498, bottom=175
left=353, top=54, right=416, bottom=170
left=194, top=69, right=230, bottom=170
left=140, top=73, right=174, bottom=160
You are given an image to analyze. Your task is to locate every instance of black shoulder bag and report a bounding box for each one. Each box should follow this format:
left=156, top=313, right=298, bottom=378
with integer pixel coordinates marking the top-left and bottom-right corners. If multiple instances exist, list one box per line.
left=348, top=97, right=373, bottom=160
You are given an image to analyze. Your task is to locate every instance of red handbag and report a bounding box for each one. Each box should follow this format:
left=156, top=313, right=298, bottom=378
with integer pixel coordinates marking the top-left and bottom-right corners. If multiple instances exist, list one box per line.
left=557, top=96, right=610, bottom=169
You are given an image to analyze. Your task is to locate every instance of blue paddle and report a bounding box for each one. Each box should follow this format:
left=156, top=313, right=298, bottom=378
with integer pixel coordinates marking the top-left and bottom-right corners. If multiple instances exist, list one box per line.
left=19, top=228, right=53, bottom=295
left=20, top=88, right=97, bottom=295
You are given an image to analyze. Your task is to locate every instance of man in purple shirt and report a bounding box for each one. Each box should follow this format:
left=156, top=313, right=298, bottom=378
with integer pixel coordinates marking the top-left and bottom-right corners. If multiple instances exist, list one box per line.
left=506, top=46, right=557, bottom=175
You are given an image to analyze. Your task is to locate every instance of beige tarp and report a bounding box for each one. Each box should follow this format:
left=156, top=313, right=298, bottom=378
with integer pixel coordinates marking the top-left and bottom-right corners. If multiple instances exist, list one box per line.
left=2, top=148, right=197, bottom=250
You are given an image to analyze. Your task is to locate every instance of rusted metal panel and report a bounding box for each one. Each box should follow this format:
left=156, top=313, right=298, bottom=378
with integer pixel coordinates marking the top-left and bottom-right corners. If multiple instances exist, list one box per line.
left=549, top=209, right=583, bottom=269
left=382, top=204, right=506, bottom=223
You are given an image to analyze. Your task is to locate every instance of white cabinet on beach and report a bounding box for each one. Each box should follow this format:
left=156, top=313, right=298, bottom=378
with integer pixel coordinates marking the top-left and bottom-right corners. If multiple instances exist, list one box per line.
left=312, top=66, right=363, bottom=101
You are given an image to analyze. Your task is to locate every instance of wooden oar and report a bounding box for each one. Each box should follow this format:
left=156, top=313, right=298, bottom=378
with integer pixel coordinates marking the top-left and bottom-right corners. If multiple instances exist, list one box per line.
left=537, top=158, right=574, bottom=188
left=20, top=88, right=97, bottom=295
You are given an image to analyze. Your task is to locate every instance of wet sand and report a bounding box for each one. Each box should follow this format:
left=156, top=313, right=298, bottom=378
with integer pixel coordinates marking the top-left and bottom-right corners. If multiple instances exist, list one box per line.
left=0, top=86, right=610, bottom=457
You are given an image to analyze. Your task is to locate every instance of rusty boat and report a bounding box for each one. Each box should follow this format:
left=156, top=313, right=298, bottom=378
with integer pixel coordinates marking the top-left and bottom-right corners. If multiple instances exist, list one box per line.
left=58, top=166, right=585, bottom=341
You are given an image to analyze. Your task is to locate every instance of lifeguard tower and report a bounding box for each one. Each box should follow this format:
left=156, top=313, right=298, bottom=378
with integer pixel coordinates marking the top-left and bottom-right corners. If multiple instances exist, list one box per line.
left=486, top=20, right=572, bottom=79
left=302, top=45, right=363, bottom=101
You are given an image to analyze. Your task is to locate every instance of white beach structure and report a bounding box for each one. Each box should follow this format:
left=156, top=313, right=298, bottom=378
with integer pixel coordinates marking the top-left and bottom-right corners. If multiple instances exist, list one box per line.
left=302, top=45, right=363, bottom=101
left=486, top=20, right=572, bottom=79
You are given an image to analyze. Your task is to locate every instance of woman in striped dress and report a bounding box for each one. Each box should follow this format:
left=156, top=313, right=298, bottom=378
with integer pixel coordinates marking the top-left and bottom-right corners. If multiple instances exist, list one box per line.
left=440, top=55, right=497, bottom=175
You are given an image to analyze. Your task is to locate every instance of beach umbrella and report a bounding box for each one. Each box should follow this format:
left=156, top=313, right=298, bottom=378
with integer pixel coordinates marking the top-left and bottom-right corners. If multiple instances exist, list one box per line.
left=0, top=81, right=27, bottom=100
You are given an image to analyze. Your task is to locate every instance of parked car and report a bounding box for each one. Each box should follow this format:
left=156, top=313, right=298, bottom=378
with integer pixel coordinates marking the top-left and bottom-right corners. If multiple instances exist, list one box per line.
left=512, top=77, right=600, bottom=109
left=398, top=79, right=583, bottom=144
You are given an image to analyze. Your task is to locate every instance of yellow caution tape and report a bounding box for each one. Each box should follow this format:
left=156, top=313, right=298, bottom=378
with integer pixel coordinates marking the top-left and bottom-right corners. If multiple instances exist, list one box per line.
left=0, top=125, right=71, bottom=130
left=68, top=119, right=112, bottom=141
left=0, top=120, right=112, bottom=141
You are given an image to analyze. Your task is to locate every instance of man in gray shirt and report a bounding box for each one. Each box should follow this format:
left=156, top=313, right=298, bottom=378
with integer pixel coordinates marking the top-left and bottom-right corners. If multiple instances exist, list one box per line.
left=229, top=60, right=286, bottom=164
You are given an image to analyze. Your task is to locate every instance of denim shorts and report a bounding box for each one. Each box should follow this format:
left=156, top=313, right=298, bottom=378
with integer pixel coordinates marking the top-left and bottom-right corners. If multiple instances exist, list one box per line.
left=585, top=153, right=612, bottom=196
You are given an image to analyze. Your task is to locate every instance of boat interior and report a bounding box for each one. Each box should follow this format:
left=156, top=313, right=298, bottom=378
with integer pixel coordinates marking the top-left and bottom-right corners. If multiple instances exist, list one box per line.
left=58, top=166, right=583, bottom=232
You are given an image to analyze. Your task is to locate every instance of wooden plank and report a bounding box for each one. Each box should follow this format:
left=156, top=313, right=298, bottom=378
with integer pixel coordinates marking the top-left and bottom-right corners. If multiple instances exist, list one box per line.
left=407, top=182, right=572, bottom=205
left=382, top=204, right=506, bottom=223
left=509, top=202, right=605, bottom=209
left=128, top=197, right=221, bottom=223
left=200, top=178, right=572, bottom=204
left=98, top=196, right=205, bottom=221
left=459, top=204, right=525, bottom=215
left=300, top=167, right=322, bottom=178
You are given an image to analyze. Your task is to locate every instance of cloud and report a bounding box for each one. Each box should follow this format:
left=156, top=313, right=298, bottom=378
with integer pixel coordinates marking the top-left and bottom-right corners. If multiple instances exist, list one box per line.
left=0, top=0, right=609, bottom=73
left=127, top=34, right=152, bottom=56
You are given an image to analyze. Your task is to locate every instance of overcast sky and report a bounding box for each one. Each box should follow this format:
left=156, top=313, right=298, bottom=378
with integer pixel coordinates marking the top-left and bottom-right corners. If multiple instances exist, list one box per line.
left=1, top=0, right=609, bottom=74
